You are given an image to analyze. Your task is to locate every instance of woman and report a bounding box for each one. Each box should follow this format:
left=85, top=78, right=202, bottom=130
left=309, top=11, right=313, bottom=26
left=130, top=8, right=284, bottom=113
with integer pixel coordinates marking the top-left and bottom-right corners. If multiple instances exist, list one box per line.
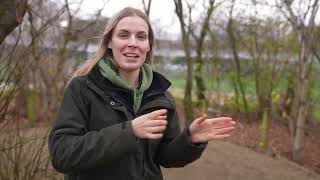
left=49, top=7, right=236, bottom=180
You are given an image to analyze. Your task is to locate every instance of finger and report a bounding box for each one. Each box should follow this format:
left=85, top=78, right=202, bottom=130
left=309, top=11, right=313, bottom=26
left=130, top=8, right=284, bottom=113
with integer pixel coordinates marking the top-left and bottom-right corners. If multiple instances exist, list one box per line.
left=213, top=120, right=236, bottom=126
left=206, top=117, right=233, bottom=125
left=212, top=126, right=235, bottom=135
left=209, top=121, right=236, bottom=130
left=207, top=134, right=231, bottom=140
left=194, top=114, right=208, bottom=125
left=155, top=115, right=167, bottom=120
left=149, top=109, right=167, bottom=118
left=208, top=124, right=230, bottom=131
left=146, top=125, right=167, bottom=133
left=147, top=133, right=163, bottom=139
left=148, top=120, right=167, bottom=127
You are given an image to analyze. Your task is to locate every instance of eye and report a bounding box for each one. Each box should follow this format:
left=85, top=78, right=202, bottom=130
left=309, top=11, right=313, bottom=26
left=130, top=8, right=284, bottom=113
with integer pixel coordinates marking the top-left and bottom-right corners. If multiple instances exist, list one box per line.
left=118, top=33, right=129, bottom=38
left=137, top=34, right=147, bottom=40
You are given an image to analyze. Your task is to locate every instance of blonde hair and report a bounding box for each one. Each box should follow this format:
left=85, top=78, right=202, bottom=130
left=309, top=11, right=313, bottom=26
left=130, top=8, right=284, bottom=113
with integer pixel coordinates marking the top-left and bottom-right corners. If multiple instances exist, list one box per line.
left=72, top=7, right=155, bottom=78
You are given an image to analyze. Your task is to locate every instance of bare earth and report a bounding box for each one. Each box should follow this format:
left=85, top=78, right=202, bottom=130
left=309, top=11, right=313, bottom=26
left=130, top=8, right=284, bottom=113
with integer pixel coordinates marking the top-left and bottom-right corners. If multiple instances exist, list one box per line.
left=20, top=103, right=320, bottom=180
left=162, top=141, right=320, bottom=180
left=27, top=124, right=320, bottom=180
left=163, top=102, right=320, bottom=180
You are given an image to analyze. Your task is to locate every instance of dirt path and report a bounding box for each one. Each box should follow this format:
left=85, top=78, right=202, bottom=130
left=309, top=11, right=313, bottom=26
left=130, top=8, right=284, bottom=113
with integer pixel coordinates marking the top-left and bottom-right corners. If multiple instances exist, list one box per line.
left=15, top=125, right=320, bottom=180
left=162, top=141, right=320, bottom=180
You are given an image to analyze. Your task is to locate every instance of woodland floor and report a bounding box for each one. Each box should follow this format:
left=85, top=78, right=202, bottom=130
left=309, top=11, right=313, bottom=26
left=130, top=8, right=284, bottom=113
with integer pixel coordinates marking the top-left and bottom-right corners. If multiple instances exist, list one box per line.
left=3, top=101, right=319, bottom=180
left=175, top=101, right=320, bottom=175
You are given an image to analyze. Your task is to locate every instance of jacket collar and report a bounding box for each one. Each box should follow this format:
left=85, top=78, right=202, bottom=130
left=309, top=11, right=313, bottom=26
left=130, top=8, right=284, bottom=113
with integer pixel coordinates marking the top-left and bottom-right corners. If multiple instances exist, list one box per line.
left=88, top=65, right=171, bottom=98
left=86, top=65, right=175, bottom=117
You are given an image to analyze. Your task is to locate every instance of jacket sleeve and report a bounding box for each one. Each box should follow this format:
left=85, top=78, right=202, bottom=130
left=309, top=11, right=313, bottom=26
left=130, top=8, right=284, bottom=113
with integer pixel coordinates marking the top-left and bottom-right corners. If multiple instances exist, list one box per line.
left=155, top=94, right=207, bottom=168
left=48, top=78, right=138, bottom=173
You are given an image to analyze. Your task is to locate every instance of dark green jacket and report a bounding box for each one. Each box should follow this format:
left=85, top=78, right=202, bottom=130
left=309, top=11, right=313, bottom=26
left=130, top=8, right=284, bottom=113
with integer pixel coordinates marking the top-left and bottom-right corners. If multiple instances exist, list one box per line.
left=48, top=65, right=207, bottom=180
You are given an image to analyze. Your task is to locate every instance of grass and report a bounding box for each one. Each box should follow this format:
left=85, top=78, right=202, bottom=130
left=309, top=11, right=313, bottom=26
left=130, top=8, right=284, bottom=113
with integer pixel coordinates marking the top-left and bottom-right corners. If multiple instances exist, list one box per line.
left=169, top=77, right=237, bottom=92
left=166, top=73, right=320, bottom=124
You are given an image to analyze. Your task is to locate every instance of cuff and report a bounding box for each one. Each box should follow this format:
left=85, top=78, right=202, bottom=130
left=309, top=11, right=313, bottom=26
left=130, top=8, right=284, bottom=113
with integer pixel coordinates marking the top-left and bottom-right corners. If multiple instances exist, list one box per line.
left=184, top=127, right=208, bottom=148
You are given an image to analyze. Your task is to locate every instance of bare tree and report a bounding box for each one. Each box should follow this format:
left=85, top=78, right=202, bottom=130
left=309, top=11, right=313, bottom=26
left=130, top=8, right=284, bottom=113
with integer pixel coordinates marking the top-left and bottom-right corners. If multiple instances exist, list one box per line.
left=276, top=0, right=320, bottom=164
left=0, top=1, right=65, bottom=178
left=142, top=0, right=153, bottom=16
left=226, top=0, right=249, bottom=115
left=241, top=17, right=289, bottom=150
left=24, top=0, right=106, bottom=124
left=310, top=23, right=320, bottom=63
left=0, top=0, right=28, bottom=123
left=191, top=0, right=217, bottom=108
left=0, top=0, right=27, bottom=44
left=0, top=0, right=106, bottom=179
left=174, top=0, right=194, bottom=122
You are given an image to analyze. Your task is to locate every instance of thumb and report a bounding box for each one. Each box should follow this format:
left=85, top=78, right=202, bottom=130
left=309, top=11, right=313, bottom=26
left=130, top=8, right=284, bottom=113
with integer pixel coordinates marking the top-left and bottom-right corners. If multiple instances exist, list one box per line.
left=194, top=114, right=207, bottom=125
left=148, top=109, right=167, bottom=118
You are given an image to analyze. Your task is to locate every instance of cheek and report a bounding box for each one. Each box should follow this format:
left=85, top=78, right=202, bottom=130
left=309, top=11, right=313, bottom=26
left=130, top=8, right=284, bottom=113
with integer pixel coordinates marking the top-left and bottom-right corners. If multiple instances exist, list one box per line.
left=111, top=40, right=126, bottom=51
left=140, top=43, right=150, bottom=52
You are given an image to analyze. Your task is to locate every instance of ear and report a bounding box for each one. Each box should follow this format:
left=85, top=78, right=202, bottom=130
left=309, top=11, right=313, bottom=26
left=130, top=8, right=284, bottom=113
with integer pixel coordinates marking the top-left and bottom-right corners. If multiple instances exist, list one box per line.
left=108, top=41, right=112, bottom=49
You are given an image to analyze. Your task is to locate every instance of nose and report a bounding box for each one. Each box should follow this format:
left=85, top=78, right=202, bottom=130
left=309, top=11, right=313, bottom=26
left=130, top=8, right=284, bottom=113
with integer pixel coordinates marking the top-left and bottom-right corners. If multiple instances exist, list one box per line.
left=128, top=36, right=138, bottom=48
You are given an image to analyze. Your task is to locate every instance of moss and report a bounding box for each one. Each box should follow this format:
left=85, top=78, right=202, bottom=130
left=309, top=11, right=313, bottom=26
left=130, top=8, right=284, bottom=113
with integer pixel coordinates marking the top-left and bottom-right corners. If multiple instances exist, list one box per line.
left=259, top=110, right=269, bottom=151
left=223, top=96, right=257, bottom=113
left=312, top=111, right=320, bottom=125
left=27, top=90, right=36, bottom=128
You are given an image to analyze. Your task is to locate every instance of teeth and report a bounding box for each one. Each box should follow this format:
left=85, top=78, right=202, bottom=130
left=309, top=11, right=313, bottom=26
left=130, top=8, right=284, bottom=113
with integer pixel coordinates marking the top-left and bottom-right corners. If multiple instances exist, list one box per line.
left=124, top=53, right=138, bottom=57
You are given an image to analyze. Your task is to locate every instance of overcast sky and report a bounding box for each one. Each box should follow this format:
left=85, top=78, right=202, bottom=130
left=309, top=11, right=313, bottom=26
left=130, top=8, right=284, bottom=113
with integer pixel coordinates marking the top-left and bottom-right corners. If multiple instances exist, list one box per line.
left=64, top=0, right=318, bottom=40
left=67, top=0, right=180, bottom=39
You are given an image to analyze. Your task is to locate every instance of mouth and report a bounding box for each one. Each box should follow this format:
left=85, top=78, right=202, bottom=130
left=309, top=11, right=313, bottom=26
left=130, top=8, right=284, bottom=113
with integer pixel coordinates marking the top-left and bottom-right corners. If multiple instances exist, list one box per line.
left=123, top=53, right=139, bottom=58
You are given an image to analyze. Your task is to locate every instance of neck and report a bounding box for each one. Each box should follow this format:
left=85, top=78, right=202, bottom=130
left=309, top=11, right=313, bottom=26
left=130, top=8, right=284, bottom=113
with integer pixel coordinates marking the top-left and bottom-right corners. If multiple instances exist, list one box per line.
left=118, top=68, right=140, bottom=88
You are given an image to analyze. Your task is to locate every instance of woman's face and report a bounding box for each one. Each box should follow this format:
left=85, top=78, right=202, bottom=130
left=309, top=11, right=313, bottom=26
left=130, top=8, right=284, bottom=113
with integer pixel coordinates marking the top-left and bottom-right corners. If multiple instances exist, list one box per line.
left=109, top=16, right=150, bottom=72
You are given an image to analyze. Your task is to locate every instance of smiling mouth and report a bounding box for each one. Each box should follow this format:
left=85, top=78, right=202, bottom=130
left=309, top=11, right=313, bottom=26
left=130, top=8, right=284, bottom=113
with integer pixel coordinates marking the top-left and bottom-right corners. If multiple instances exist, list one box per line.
left=124, top=53, right=139, bottom=58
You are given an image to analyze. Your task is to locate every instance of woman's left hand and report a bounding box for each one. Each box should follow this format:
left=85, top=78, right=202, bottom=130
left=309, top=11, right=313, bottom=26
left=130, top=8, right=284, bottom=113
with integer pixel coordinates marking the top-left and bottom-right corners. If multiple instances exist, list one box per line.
left=189, top=114, right=236, bottom=144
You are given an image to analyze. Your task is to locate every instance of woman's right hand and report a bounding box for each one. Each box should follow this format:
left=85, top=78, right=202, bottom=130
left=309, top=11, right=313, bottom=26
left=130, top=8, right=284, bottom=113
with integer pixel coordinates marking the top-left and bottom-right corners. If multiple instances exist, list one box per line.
left=131, top=109, right=168, bottom=139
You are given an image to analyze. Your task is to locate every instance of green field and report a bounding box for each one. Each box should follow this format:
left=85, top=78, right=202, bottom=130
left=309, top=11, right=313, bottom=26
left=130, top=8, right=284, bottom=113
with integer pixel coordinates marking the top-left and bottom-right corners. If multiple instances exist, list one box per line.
left=165, top=72, right=320, bottom=124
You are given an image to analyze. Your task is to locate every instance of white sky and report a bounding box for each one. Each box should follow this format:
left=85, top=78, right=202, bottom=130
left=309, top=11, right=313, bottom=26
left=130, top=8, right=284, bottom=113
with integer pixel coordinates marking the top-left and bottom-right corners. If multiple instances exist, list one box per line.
left=68, top=0, right=274, bottom=39
left=65, top=0, right=319, bottom=40
left=69, top=0, right=180, bottom=39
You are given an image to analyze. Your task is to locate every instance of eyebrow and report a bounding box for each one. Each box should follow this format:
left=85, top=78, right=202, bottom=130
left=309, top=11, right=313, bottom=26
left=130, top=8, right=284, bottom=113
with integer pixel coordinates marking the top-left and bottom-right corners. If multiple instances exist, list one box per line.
left=117, top=29, right=148, bottom=34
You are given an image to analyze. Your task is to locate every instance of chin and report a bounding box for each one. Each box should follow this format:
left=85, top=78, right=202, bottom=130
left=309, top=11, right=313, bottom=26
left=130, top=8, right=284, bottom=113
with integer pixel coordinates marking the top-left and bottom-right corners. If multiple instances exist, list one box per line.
left=120, top=64, right=142, bottom=72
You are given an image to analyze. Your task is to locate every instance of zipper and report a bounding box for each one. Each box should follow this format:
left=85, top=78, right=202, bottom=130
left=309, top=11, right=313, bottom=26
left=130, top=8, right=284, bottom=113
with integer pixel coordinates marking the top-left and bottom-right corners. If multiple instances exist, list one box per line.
left=87, top=78, right=171, bottom=179
left=135, top=103, right=174, bottom=180
left=131, top=113, right=147, bottom=180
left=108, top=101, right=146, bottom=179
left=142, top=139, right=147, bottom=179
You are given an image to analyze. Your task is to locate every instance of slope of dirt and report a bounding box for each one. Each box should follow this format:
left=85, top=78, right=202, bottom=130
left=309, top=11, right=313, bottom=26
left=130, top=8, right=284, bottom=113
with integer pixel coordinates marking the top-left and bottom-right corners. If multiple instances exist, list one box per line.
left=162, top=141, right=320, bottom=180
left=172, top=103, right=320, bottom=180
left=227, top=118, right=320, bottom=174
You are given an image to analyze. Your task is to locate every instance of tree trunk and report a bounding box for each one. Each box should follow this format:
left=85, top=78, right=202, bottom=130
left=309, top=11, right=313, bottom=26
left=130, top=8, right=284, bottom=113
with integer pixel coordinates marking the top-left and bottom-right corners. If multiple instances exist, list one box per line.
left=0, top=0, right=27, bottom=44
left=194, top=57, right=207, bottom=102
left=142, top=0, right=152, bottom=17
left=282, top=73, right=296, bottom=137
left=184, top=54, right=193, bottom=122
left=230, top=73, right=240, bottom=111
left=259, top=107, right=270, bottom=151
left=227, top=16, right=249, bottom=114
left=292, top=35, right=309, bottom=164
left=213, top=59, right=221, bottom=107
left=174, top=0, right=194, bottom=122
left=193, top=0, right=215, bottom=106
left=27, top=90, right=36, bottom=127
